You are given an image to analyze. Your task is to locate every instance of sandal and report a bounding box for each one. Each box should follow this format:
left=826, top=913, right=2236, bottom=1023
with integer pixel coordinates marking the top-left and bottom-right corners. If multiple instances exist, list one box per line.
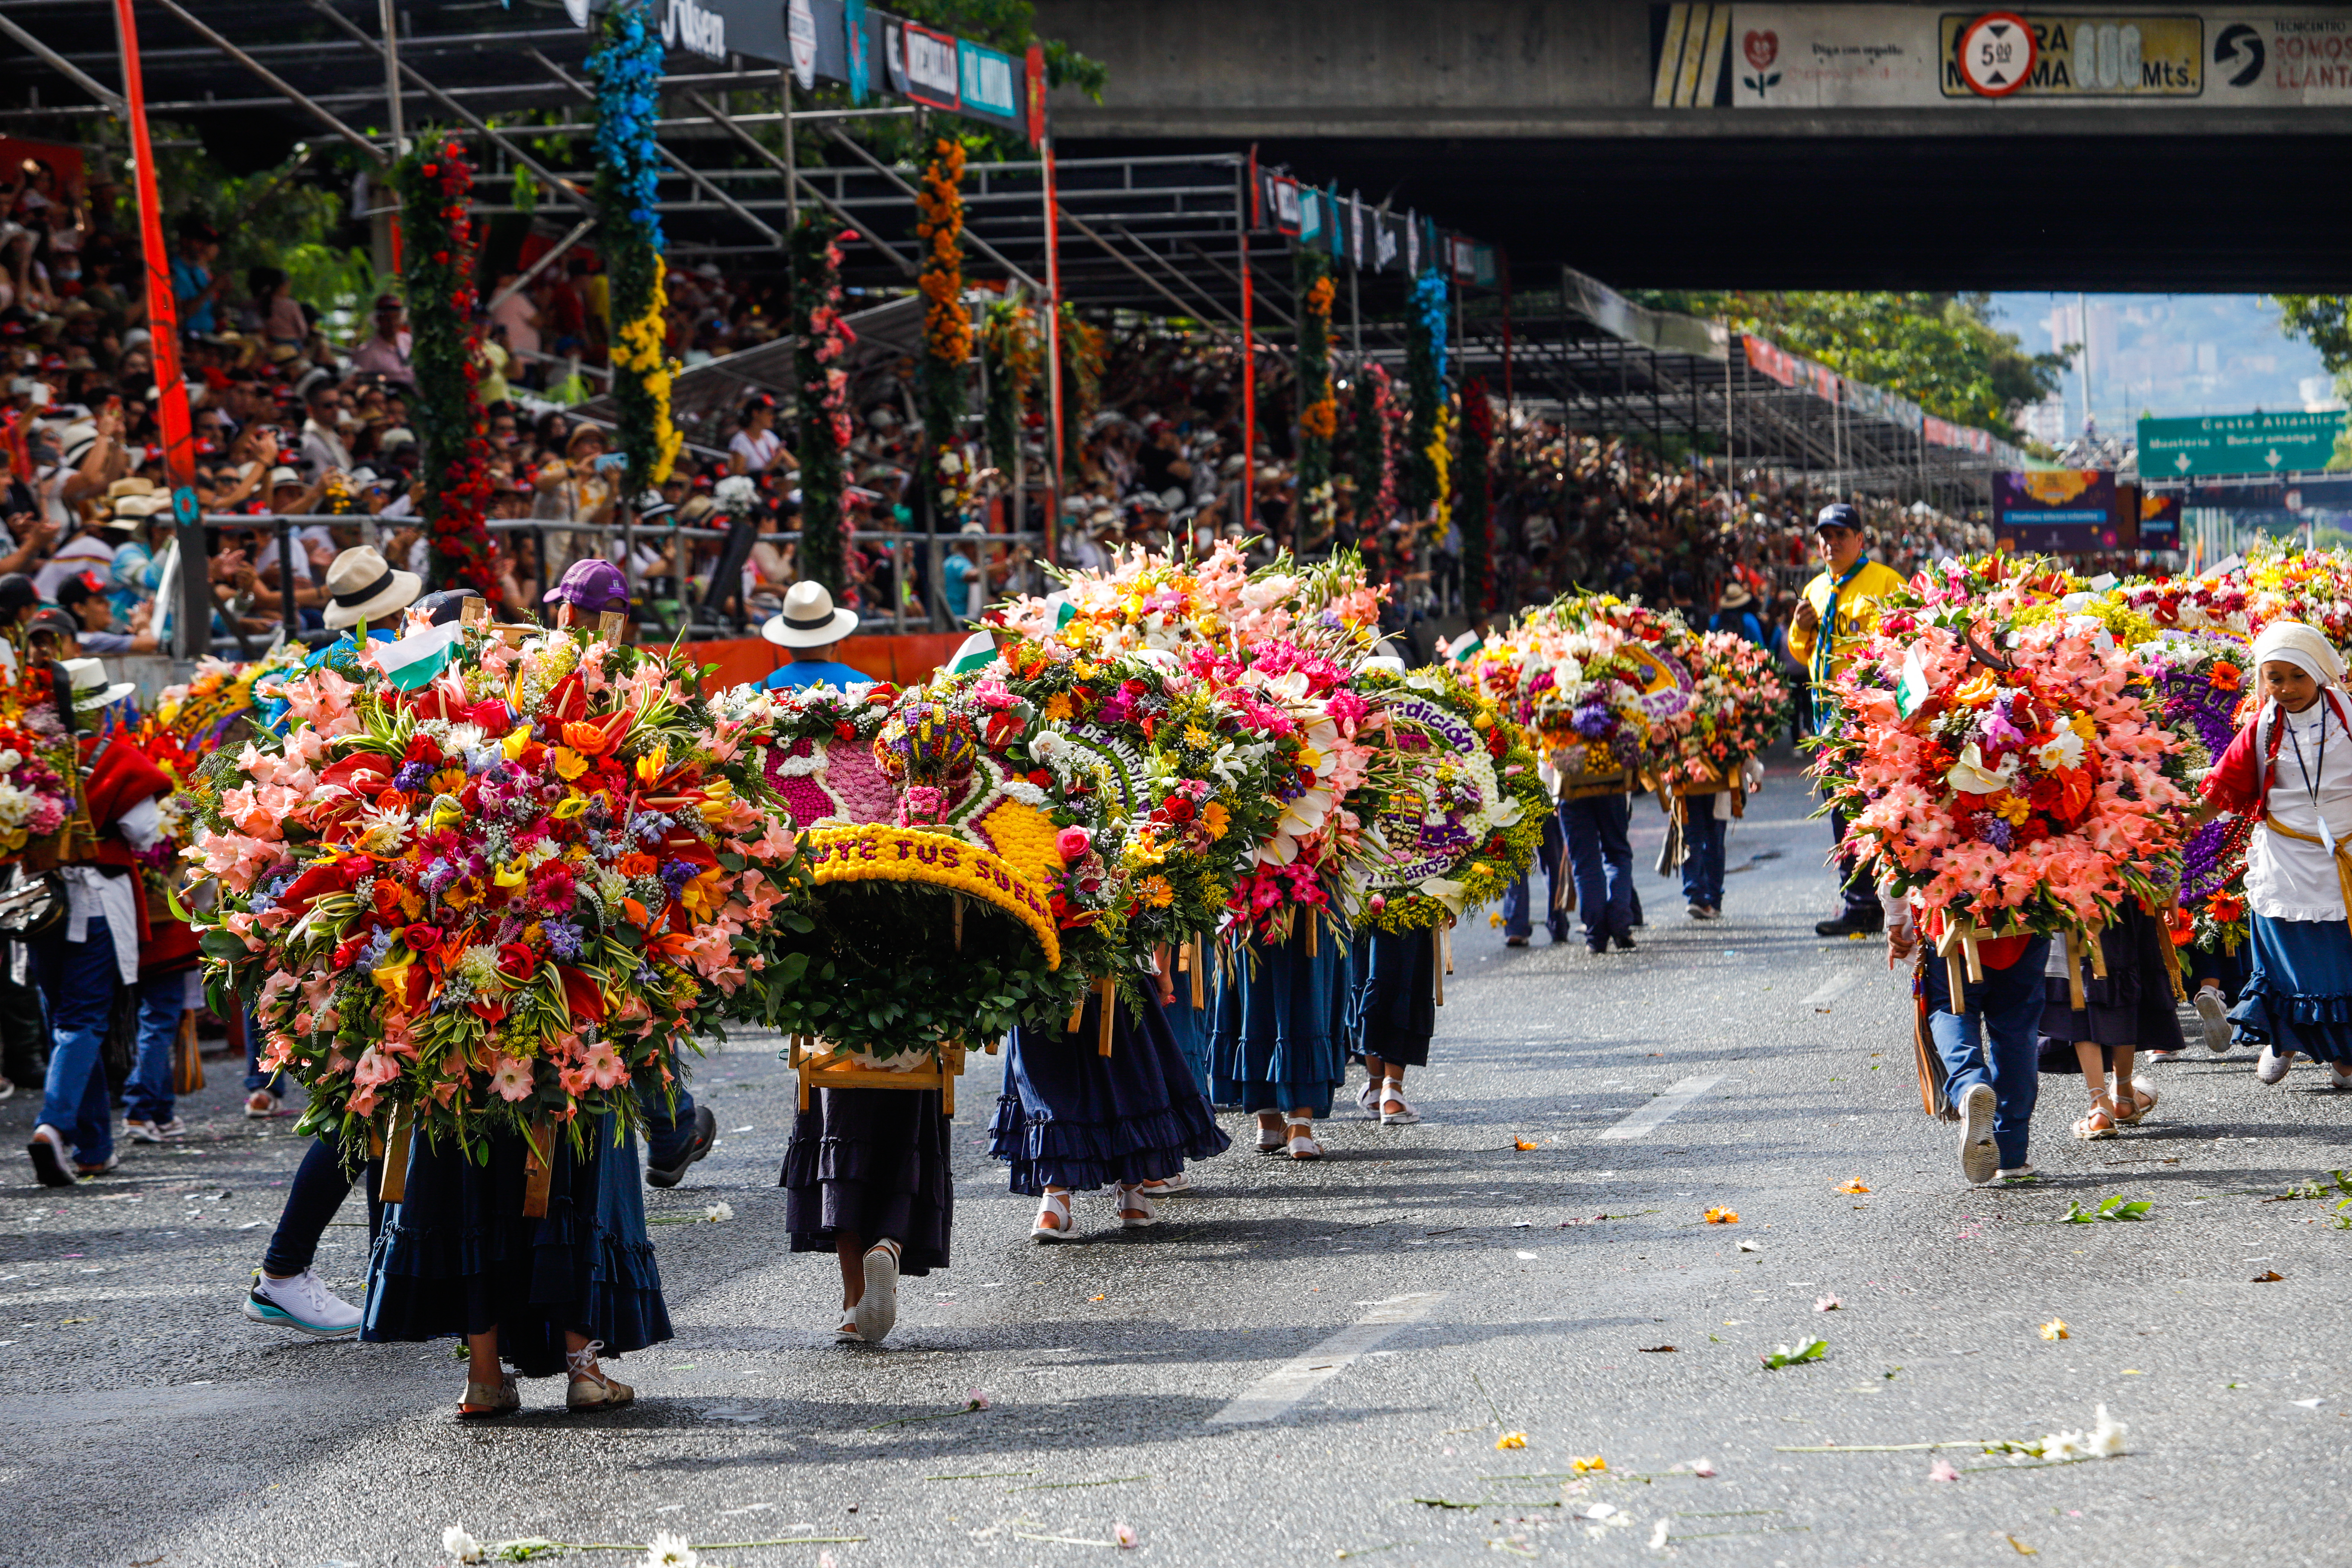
left=2072, top=1094, right=2120, bottom=1141
left=457, top=1373, right=521, bottom=1422
left=565, top=1341, right=634, bottom=1413
left=854, top=1239, right=900, bottom=1344
left=834, top=1315, right=864, bottom=1344
left=1254, top=1118, right=1287, bottom=1155
left=2113, top=1077, right=2158, bottom=1125
left=1031, top=1188, right=1079, bottom=1242
left=1113, top=1183, right=1159, bottom=1229
left=1378, top=1076, right=1420, bottom=1126
left=1286, top=1118, right=1323, bottom=1161
left=1138, top=1171, right=1191, bottom=1197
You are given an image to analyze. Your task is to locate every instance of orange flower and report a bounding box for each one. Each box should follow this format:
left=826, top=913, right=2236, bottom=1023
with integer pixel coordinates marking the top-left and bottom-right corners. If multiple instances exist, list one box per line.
left=618, top=852, right=658, bottom=879
left=2210, top=661, right=2242, bottom=692
left=562, top=720, right=613, bottom=756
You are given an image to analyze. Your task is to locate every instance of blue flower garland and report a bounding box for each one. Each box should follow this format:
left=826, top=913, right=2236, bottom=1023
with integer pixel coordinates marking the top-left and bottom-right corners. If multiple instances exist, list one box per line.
left=588, top=1, right=665, bottom=252
left=588, top=0, right=680, bottom=491
left=1404, top=268, right=1450, bottom=514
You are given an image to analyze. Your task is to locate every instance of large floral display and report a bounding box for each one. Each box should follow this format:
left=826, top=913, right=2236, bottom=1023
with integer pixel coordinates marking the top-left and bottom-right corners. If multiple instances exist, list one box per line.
left=1470, top=594, right=1696, bottom=790
left=1811, top=597, right=2194, bottom=940
left=187, top=629, right=810, bottom=1161
left=1663, top=631, right=1791, bottom=793
left=1355, top=664, right=1544, bottom=934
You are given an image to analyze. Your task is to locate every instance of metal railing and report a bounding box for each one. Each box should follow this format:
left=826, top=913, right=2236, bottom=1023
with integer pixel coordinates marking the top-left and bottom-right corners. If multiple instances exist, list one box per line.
left=189, top=511, right=1046, bottom=654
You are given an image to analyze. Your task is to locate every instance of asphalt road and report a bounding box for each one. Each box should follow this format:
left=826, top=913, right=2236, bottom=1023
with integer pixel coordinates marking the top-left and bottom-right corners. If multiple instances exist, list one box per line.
left=8, top=755, right=2351, bottom=1568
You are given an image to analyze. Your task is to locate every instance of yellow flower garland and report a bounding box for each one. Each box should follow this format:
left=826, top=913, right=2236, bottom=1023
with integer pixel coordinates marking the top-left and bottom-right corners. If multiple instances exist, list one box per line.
left=804, top=822, right=1061, bottom=968
left=611, top=256, right=683, bottom=484
left=1426, top=402, right=1454, bottom=541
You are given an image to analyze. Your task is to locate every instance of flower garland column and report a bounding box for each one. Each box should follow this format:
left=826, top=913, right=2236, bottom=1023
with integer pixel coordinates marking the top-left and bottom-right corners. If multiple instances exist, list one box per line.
left=915, top=138, right=972, bottom=530
left=1293, top=250, right=1336, bottom=531
left=588, top=0, right=681, bottom=511
left=1348, top=361, right=1397, bottom=577
left=392, top=130, right=497, bottom=596
left=1457, top=375, right=1494, bottom=615
left=1404, top=268, right=1451, bottom=539
left=791, top=218, right=856, bottom=599
left=978, top=299, right=1039, bottom=479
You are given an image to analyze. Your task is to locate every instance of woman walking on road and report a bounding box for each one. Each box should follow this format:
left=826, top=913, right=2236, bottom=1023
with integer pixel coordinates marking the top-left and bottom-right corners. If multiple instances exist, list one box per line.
left=2194, top=622, right=2352, bottom=1091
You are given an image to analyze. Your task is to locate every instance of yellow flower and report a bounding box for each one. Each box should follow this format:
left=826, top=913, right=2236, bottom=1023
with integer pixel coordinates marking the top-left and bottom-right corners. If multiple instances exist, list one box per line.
left=429, top=766, right=467, bottom=795
left=1495, top=1432, right=1528, bottom=1451
left=1570, top=1454, right=1606, bottom=1474
left=550, top=747, right=589, bottom=782
left=1704, top=1206, right=1739, bottom=1224
left=1138, top=875, right=1174, bottom=908
left=1182, top=724, right=1214, bottom=751
left=1200, top=801, right=1230, bottom=839
left=2040, top=1319, right=2069, bottom=1341
left=1993, top=792, right=2030, bottom=826
left=2070, top=713, right=2097, bottom=743
left=1044, top=693, right=1076, bottom=721
left=501, top=726, right=533, bottom=762
left=635, top=744, right=669, bottom=786
left=551, top=794, right=590, bottom=821
left=493, top=860, right=528, bottom=890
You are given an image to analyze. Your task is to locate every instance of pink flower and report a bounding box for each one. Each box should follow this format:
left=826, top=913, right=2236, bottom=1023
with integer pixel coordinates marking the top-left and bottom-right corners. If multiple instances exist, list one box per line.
left=1928, top=1458, right=1960, bottom=1482
left=1055, top=826, right=1092, bottom=861
left=581, top=1041, right=627, bottom=1089
left=487, top=1054, right=535, bottom=1102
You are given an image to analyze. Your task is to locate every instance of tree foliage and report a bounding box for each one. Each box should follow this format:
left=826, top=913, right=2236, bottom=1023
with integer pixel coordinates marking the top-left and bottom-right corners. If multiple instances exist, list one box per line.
left=2275, top=296, right=2352, bottom=377
left=1629, top=290, right=2067, bottom=444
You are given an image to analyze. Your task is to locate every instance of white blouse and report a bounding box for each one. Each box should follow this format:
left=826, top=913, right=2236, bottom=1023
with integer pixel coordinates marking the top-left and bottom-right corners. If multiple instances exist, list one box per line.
left=2248, top=699, right=2352, bottom=922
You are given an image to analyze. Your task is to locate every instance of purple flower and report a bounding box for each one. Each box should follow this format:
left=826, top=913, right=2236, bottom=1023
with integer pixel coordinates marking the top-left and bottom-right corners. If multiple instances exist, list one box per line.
left=1572, top=702, right=1615, bottom=739
left=392, top=760, right=435, bottom=793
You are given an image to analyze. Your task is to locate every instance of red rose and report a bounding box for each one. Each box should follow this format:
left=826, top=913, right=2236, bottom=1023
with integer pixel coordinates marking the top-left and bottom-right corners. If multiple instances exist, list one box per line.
left=404, top=923, right=443, bottom=953
left=498, top=942, right=538, bottom=983
left=1162, top=796, right=1194, bottom=824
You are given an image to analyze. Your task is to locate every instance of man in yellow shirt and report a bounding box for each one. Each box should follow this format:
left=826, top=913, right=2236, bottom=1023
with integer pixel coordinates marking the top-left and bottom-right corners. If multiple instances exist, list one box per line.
left=1786, top=503, right=1908, bottom=937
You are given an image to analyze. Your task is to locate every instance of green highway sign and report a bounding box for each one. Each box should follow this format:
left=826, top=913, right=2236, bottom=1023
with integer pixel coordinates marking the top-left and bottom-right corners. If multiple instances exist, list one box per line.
left=2139, top=410, right=2348, bottom=479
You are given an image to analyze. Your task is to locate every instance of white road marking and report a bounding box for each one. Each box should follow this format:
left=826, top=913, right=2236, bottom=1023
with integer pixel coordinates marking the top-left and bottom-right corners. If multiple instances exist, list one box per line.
left=1801, top=972, right=1865, bottom=1007
left=1596, top=1076, right=1725, bottom=1140
left=1206, top=1293, right=1444, bottom=1426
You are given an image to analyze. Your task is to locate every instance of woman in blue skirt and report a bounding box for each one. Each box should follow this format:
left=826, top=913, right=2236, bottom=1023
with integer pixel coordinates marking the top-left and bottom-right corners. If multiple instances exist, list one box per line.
left=365, top=1115, right=670, bottom=1420
left=2197, top=621, right=2352, bottom=1090
left=1349, top=925, right=1435, bottom=1124
left=991, top=959, right=1231, bottom=1240
left=1210, top=920, right=1352, bottom=1159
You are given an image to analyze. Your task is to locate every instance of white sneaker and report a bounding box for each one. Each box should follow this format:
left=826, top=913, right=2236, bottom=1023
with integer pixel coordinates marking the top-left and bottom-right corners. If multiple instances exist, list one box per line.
left=124, top=1116, right=186, bottom=1144
left=1957, top=1083, right=1999, bottom=1185
left=1994, top=1165, right=2039, bottom=1184
left=2195, top=989, right=2234, bottom=1053
left=2331, top=1063, right=2352, bottom=1092
left=853, top=1242, right=899, bottom=1345
left=2257, top=1045, right=2296, bottom=1085
left=242, top=1268, right=362, bottom=1339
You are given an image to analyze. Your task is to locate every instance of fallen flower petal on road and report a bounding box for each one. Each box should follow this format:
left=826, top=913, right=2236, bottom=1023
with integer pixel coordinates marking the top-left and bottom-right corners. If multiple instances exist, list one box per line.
left=2039, top=1319, right=2069, bottom=1341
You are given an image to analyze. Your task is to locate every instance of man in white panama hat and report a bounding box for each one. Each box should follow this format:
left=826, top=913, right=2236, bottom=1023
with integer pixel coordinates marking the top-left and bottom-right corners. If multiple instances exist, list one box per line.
left=755, top=580, right=871, bottom=691
left=318, top=543, right=423, bottom=633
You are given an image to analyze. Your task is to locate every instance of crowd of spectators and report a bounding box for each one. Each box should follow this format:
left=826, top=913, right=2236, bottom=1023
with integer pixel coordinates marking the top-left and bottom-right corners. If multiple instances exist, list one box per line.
left=0, top=152, right=1996, bottom=665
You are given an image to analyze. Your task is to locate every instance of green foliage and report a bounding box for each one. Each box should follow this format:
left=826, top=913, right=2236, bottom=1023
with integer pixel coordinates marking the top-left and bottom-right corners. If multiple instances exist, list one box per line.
left=2275, top=296, right=2352, bottom=375
left=791, top=216, right=849, bottom=600
left=1628, top=290, right=2067, bottom=445
left=1761, top=1337, right=1827, bottom=1370
left=2060, top=1194, right=2153, bottom=1223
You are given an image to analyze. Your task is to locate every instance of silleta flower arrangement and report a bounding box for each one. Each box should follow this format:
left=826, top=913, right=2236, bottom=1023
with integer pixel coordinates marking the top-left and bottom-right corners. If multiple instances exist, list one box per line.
left=1812, top=609, right=2193, bottom=937
left=187, top=628, right=809, bottom=1160
left=713, top=678, right=902, bottom=828
left=1355, top=664, right=1543, bottom=934
left=2133, top=628, right=2248, bottom=952
left=0, top=720, right=72, bottom=861
left=1473, top=594, right=1695, bottom=786
left=1663, top=631, right=1791, bottom=790
left=998, top=542, right=1385, bottom=667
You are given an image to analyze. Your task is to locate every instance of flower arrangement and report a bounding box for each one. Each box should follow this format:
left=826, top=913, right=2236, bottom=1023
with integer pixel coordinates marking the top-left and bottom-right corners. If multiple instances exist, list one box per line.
left=1348, top=360, right=1397, bottom=531
left=590, top=0, right=681, bottom=492
left=186, top=628, right=811, bottom=1160
left=1055, top=303, right=1104, bottom=485
left=998, top=543, right=1385, bottom=669
left=1404, top=268, right=1449, bottom=518
left=1474, top=594, right=1697, bottom=786
left=978, top=297, right=1039, bottom=477
left=1295, top=251, right=1336, bottom=525
left=2133, top=628, right=2249, bottom=952
left=1811, top=609, right=2193, bottom=937
left=713, top=679, right=901, bottom=828
left=789, top=218, right=859, bottom=599
left=916, top=138, right=971, bottom=527
left=392, top=131, right=499, bottom=597
left=1664, top=631, right=1791, bottom=790
left=0, top=721, right=72, bottom=861
left=1456, top=378, right=1494, bottom=614
left=1355, top=665, right=1544, bottom=934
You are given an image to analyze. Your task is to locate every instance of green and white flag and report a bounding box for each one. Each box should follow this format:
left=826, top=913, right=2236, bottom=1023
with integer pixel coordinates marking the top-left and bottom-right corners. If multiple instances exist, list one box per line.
left=947, top=631, right=998, bottom=675
left=378, top=619, right=463, bottom=692
left=1446, top=630, right=1484, bottom=665
left=1895, top=645, right=1931, bottom=719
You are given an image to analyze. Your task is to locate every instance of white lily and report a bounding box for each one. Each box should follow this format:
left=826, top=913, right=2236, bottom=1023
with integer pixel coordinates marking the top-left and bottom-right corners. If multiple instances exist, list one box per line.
left=1944, top=741, right=2019, bottom=796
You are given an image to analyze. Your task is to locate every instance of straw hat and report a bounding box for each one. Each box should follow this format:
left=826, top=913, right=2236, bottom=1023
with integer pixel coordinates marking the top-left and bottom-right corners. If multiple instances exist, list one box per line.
left=319, top=544, right=423, bottom=630
left=760, top=580, right=858, bottom=649
left=64, top=656, right=135, bottom=712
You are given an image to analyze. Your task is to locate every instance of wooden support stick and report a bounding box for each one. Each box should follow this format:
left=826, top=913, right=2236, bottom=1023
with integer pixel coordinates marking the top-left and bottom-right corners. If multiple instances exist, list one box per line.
left=1945, top=948, right=1967, bottom=1009
left=1442, top=922, right=1455, bottom=975
left=2064, top=931, right=2087, bottom=1013
left=1096, top=976, right=1116, bottom=1058
left=2085, top=926, right=2110, bottom=981
left=521, top=1117, right=555, bottom=1218
left=953, top=894, right=964, bottom=952
left=1189, top=934, right=1205, bottom=1009
left=1432, top=924, right=1445, bottom=1008
left=377, top=1101, right=413, bottom=1204
left=1962, top=930, right=1985, bottom=985
left=1067, top=992, right=1087, bottom=1034
left=460, top=595, right=490, bottom=627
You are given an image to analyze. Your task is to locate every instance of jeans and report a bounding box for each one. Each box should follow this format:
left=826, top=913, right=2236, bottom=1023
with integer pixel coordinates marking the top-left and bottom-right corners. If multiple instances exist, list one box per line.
left=1561, top=792, right=1635, bottom=945
left=32, top=918, right=120, bottom=1167
left=639, top=1078, right=701, bottom=1171
left=123, top=971, right=188, bottom=1126
left=1923, top=938, right=2051, bottom=1170
left=1681, top=806, right=1727, bottom=908
left=1501, top=806, right=1568, bottom=940
left=261, top=1138, right=382, bottom=1277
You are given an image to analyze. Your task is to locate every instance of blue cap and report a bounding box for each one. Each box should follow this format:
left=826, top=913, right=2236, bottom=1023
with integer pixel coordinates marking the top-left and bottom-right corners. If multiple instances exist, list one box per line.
left=1814, top=502, right=1862, bottom=533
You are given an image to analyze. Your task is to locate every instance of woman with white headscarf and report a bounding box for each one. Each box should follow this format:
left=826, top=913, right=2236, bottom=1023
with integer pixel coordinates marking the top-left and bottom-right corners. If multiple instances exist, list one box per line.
left=2196, top=620, right=2352, bottom=1089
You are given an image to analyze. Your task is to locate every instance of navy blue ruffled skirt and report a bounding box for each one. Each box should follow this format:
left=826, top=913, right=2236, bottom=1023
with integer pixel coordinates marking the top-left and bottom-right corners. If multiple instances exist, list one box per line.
left=364, top=1115, right=671, bottom=1379
left=1209, top=926, right=1352, bottom=1117
left=989, top=989, right=1231, bottom=1195
left=2229, top=914, right=2352, bottom=1064
left=781, top=1087, right=953, bottom=1276
left=1162, top=991, right=1213, bottom=1096
left=1349, top=928, right=1437, bottom=1068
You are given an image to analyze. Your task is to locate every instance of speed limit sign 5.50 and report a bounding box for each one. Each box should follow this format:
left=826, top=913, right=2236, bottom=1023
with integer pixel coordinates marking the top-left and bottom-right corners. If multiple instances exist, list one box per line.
left=1957, top=12, right=2037, bottom=97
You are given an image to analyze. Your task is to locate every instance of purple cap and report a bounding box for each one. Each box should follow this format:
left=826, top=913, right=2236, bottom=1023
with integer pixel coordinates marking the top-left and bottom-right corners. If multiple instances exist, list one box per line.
left=544, top=558, right=631, bottom=614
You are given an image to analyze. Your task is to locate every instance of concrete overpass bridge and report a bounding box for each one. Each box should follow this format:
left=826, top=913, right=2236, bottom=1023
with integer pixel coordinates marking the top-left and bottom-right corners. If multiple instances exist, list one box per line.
left=1034, top=1, right=2352, bottom=291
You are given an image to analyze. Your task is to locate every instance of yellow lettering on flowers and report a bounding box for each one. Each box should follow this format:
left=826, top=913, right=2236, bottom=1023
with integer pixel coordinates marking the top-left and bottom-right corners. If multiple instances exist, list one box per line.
left=805, top=822, right=1061, bottom=969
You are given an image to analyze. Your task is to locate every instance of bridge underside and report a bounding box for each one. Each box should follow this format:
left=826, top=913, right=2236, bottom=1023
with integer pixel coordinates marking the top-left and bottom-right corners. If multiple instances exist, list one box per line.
left=1055, top=129, right=2352, bottom=294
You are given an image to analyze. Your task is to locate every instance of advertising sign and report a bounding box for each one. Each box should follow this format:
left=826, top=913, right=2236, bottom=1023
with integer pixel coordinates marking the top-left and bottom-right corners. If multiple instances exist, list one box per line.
left=1650, top=4, right=2352, bottom=108
left=1995, top=470, right=2125, bottom=552
left=2138, top=488, right=2182, bottom=544
left=2138, top=409, right=2349, bottom=477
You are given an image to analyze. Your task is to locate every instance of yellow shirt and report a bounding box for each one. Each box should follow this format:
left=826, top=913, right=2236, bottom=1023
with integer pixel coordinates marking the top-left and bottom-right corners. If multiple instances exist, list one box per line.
left=1785, top=558, right=1907, bottom=685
